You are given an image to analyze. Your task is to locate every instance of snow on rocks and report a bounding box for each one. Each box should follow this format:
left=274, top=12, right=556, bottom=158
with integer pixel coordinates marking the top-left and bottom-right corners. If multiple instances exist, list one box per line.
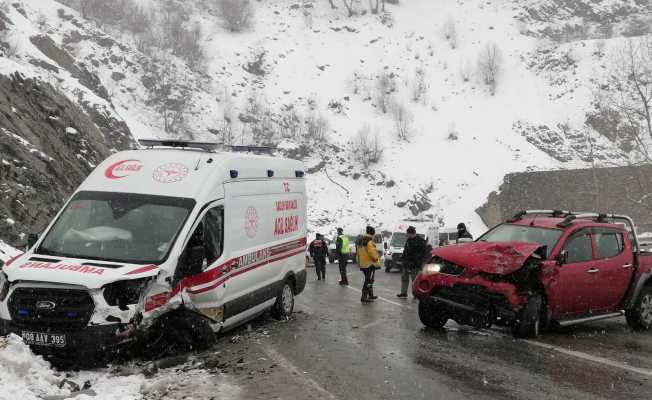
left=65, top=127, right=79, bottom=135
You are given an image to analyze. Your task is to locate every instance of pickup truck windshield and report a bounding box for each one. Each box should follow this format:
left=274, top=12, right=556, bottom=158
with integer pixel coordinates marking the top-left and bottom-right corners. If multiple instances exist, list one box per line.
left=479, top=224, right=563, bottom=257
left=38, top=191, right=195, bottom=264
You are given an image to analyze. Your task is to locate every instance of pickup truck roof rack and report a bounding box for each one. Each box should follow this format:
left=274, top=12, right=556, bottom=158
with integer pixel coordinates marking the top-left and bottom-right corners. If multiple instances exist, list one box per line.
left=138, top=139, right=276, bottom=155
left=508, top=210, right=579, bottom=222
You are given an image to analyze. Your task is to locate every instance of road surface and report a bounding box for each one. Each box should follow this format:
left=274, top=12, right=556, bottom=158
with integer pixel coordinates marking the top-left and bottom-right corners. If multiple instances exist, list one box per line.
left=159, top=263, right=652, bottom=399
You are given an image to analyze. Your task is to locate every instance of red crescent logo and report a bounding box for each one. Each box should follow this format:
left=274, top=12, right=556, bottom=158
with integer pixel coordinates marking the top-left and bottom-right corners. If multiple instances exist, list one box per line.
left=105, top=159, right=143, bottom=179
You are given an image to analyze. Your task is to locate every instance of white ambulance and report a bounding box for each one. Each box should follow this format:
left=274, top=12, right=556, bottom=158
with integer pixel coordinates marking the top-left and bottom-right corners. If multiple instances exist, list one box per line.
left=0, top=140, right=307, bottom=358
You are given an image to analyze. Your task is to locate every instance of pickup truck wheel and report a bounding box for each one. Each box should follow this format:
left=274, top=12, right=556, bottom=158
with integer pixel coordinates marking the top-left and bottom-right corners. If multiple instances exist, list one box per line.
left=512, top=294, right=543, bottom=339
left=626, top=287, right=652, bottom=331
left=272, top=280, right=295, bottom=319
left=418, top=299, right=448, bottom=329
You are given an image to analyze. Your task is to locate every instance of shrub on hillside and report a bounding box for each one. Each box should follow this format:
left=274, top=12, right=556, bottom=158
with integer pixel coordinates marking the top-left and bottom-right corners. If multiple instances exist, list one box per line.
left=411, top=66, right=428, bottom=103
left=477, top=42, right=502, bottom=95
left=375, top=71, right=396, bottom=114
left=218, top=0, right=254, bottom=32
left=391, top=101, right=413, bottom=141
left=443, top=17, right=457, bottom=49
left=353, top=125, right=383, bottom=167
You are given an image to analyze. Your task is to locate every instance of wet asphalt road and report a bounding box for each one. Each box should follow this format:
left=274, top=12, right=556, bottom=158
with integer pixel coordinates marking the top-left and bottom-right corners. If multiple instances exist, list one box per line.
left=225, top=263, right=652, bottom=400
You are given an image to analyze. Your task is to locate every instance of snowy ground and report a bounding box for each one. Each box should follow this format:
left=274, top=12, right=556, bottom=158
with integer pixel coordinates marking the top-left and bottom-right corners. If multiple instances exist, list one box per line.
left=0, top=334, right=241, bottom=400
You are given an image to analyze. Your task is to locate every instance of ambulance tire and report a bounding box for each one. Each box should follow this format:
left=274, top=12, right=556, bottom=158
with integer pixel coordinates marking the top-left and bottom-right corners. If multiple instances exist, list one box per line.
left=140, top=310, right=216, bottom=358
left=272, top=279, right=295, bottom=319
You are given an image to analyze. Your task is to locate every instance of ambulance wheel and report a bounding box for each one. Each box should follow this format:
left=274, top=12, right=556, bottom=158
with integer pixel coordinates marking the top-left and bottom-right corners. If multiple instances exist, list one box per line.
left=272, top=280, right=295, bottom=319
left=140, top=310, right=216, bottom=358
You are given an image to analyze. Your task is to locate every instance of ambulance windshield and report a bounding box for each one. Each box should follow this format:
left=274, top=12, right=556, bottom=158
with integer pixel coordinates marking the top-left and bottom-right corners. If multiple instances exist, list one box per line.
left=38, top=191, right=195, bottom=264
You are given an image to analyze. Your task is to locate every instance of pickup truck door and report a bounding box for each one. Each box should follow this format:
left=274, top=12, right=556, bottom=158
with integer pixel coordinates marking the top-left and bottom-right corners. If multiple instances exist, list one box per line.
left=548, top=229, right=596, bottom=317
left=590, top=228, right=634, bottom=312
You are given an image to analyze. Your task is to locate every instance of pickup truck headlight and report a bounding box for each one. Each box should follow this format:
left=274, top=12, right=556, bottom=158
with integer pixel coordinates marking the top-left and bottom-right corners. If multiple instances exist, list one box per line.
left=384, top=250, right=392, bottom=256
left=421, top=263, right=442, bottom=275
left=0, top=272, right=9, bottom=302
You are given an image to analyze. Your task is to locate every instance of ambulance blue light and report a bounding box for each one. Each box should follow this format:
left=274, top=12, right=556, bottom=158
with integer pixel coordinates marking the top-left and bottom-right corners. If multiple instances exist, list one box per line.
left=230, top=170, right=238, bottom=178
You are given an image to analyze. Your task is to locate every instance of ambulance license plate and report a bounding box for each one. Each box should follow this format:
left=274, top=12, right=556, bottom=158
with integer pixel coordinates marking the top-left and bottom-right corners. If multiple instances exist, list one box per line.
left=21, top=331, right=66, bottom=347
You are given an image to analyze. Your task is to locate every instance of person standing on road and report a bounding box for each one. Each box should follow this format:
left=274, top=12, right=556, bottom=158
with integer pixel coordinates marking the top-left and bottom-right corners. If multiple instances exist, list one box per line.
left=309, top=233, right=329, bottom=281
left=336, top=228, right=351, bottom=285
left=397, top=226, right=428, bottom=298
left=456, top=223, right=473, bottom=243
left=357, top=226, right=380, bottom=303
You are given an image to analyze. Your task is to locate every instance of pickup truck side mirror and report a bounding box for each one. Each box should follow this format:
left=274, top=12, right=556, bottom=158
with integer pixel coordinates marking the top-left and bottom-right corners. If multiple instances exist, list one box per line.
left=556, top=250, right=569, bottom=265
left=27, top=233, right=39, bottom=249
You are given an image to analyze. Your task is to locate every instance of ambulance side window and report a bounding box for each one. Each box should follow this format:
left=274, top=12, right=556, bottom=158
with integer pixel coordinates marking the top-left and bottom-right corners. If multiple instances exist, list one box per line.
left=203, top=206, right=224, bottom=267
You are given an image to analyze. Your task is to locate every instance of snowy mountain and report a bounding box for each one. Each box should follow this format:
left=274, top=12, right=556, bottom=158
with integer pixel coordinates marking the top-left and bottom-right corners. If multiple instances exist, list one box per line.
left=0, top=0, right=649, bottom=250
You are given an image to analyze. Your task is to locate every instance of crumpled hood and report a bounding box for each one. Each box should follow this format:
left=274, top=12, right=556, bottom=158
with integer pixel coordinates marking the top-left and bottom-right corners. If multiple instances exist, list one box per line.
left=4, top=254, right=160, bottom=289
left=432, top=242, right=544, bottom=275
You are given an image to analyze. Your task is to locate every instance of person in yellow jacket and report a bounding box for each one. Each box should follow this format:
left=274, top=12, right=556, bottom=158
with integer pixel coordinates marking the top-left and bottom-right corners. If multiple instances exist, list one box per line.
left=356, top=225, right=381, bottom=303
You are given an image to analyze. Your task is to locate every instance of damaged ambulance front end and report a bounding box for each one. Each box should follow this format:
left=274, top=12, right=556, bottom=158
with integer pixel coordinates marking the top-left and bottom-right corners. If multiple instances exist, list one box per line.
left=0, top=190, right=200, bottom=363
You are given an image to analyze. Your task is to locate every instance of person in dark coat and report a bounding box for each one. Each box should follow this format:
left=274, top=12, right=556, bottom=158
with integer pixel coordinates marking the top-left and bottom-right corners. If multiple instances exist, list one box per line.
left=397, top=226, right=429, bottom=298
left=309, top=233, right=329, bottom=280
left=456, top=223, right=473, bottom=243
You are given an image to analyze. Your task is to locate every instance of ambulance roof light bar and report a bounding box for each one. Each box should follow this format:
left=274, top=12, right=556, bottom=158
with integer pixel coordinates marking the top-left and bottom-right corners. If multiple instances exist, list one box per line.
left=138, top=139, right=219, bottom=152
left=138, top=140, right=276, bottom=155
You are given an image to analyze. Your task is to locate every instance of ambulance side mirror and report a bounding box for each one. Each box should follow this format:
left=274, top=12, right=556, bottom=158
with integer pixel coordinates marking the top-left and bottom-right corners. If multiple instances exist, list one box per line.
left=27, top=233, right=39, bottom=250
left=180, top=245, right=205, bottom=277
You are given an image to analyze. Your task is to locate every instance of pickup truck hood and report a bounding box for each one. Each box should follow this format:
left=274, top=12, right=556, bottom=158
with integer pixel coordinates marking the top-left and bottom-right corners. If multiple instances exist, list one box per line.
left=3, top=254, right=160, bottom=289
left=432, top=242, right=543, bottom=275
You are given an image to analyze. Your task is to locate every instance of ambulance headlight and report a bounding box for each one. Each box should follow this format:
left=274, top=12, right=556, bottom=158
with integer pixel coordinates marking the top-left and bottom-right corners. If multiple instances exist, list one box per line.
left=103, top=278, right=150, bottom=309
left=421, top=263, right=442, bottom=275
left=0, top=272, right=9, bottom=302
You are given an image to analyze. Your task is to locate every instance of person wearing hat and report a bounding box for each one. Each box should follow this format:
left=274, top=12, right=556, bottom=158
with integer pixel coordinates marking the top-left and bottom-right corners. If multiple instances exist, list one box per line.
left=335, top=227, right=350, bottom=285
left=357, top=225, right=380, bottom=303
left=456, top=223, right=473, bottom=243
left=309, top=233, right=329, bottom=281
left=397, top=226, right=428, bottom=298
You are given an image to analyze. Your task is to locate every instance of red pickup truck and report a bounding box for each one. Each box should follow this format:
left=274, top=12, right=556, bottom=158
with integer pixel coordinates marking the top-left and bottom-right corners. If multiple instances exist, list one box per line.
left=413, top=210, right=652, bottom=338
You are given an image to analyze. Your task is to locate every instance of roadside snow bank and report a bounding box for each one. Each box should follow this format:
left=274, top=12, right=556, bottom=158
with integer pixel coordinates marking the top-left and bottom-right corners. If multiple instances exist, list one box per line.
left=0, top=334, right=241, bottom=400
left=0, top=334, right=70, bottom=400
left=0, top=334, right=143, bottom=400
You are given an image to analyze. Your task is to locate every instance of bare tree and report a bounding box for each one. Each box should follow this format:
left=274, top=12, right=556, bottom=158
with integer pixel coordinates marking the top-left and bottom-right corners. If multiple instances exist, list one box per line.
left=477, top=42, right=502, bottom=95
left=353, top=125, right=383, bottom=167
left=411, top=66, right=428, bottom=103
left=218, top=0, right=254, bottom=32
left=391, top=101, right=414, bottom=141
left=375, top=71, right=396, bottom=113
left=341, top=0, right=355, bottom=17
left=593, top=38, right=651, bottom=166
left=443, top=17, right=457, bottom=49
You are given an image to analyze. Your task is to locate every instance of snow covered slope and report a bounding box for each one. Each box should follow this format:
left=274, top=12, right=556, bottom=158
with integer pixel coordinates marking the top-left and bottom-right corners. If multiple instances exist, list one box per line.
left=0, top=0, right=646, bottom=243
